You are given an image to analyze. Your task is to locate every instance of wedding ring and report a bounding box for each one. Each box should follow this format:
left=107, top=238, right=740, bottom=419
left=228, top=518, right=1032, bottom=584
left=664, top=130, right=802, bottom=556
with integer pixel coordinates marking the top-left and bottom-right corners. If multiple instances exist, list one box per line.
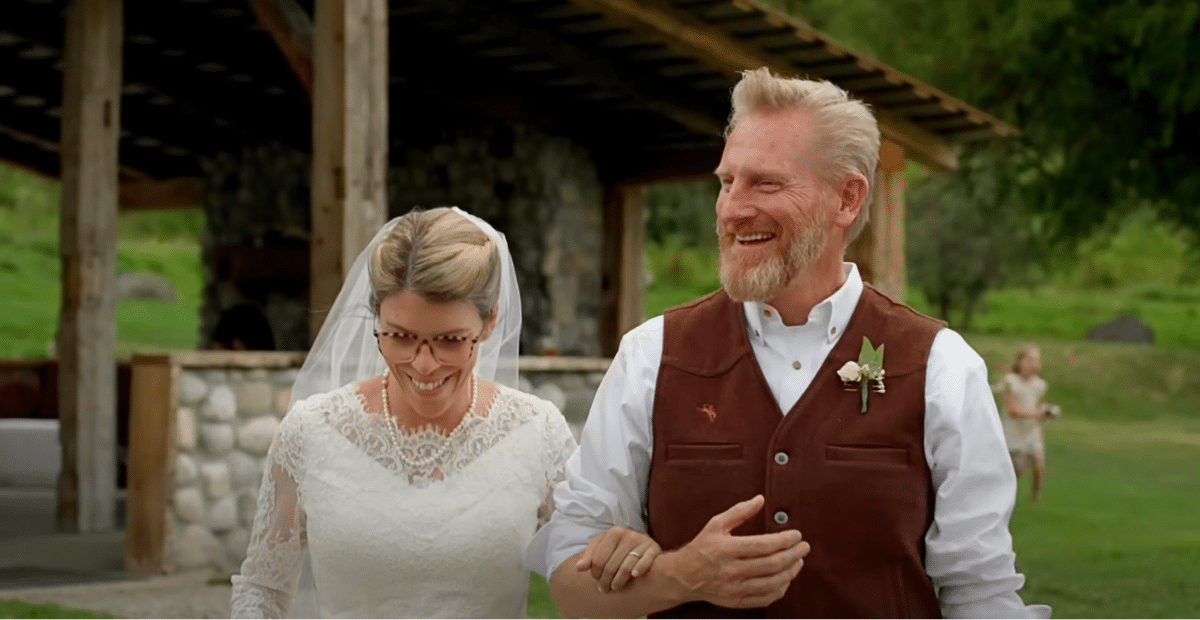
left=627, top=551, right=641, bottom=558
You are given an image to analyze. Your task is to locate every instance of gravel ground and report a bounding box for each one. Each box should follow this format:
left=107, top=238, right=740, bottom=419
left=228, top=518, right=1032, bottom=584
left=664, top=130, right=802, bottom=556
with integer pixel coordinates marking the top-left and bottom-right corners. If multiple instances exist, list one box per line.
left=0, top=570, right=232, bottom=619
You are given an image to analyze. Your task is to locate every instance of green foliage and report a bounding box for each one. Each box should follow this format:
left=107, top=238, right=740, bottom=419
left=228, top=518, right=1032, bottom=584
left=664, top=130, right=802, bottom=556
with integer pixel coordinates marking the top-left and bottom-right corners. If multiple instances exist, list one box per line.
left=906, top=149, right=1044, bottom=329
left=645, top=179, right=719, bottom=248
left=644, top=240, right=721, bottom=316
left=764, top=0, right=1200, bottom=241
left=1066, top=206, right=1199, bottom=289
left=0, top=599, right=117, bottom=619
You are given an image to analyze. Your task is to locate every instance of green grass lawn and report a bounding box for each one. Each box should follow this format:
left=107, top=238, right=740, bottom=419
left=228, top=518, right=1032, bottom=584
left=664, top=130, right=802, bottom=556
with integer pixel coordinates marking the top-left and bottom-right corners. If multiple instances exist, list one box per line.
left=1010, top=417, right=1200, bottom=618
left=915, top=286, right=1200, bottom=351
left=0, top=227, right=202, bottom=358
left=0, top=599, right=116, bottom=619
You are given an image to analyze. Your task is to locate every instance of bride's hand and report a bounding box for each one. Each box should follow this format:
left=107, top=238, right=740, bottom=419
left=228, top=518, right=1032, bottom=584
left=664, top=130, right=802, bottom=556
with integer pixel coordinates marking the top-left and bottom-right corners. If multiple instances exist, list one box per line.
left=575, top=526, right=662, bottom=593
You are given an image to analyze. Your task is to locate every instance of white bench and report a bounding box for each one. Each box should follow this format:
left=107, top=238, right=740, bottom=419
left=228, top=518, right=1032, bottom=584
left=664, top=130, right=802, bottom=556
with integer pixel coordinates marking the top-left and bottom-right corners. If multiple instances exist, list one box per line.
left=0, top=419, right=61, bottom=535
left=0, top=418, right=60, bottom=488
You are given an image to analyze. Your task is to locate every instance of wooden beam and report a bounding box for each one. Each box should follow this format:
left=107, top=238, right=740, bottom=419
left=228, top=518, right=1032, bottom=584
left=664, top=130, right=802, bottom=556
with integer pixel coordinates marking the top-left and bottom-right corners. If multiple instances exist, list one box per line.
left=118, top=177, right=203, bottom=210
left=0, top=122, right=174, bottom=183
left=247, top=0, right=314, bottom=98
left=601, top=183, right=646, bottom=355
left=123, top=354, right=174, bottom=573
left=847, top=139, right=907, bottom=301
left=564, top=0, right=962, bottom=170
left=310, top=0, right=388, bottom=340
left=57, top=0, right=122, bottom=533
left=875, top=110, right=957, bottom=171
left=601, top=144, right=723, bottom=185
left=412, top=0, right=725, bottom=137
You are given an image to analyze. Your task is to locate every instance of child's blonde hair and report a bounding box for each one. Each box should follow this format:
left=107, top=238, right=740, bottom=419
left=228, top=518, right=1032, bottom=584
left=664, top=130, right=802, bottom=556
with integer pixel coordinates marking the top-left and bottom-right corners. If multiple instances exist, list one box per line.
left=1011, top=344, right=1041, bottom=374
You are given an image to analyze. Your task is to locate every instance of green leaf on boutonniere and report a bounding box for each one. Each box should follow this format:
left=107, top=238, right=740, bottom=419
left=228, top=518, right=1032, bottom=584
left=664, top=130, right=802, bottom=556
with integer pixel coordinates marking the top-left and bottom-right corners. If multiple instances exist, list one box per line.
left=855, top=337, right=885, bottom=414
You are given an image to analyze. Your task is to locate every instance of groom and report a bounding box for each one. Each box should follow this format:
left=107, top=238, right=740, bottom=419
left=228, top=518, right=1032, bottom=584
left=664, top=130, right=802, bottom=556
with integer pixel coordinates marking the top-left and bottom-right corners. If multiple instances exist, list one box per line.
left=526, top=68, right=1049, bottom=618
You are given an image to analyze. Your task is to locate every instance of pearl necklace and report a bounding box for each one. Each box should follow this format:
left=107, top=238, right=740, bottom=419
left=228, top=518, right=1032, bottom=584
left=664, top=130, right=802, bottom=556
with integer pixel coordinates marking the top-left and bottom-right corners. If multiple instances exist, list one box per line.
left=380, top=367, right=477, bottom=469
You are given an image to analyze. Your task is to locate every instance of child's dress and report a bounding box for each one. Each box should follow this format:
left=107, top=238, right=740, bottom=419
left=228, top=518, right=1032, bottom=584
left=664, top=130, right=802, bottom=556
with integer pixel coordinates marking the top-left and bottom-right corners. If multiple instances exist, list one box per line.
left=999, top=372, right=1047, bottom=459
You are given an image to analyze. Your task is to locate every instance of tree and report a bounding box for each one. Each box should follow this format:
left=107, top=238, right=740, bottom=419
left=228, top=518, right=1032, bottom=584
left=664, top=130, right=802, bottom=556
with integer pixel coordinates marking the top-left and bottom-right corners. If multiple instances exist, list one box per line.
left=768, top=0, right=1200, bottom=241
left=907, top=147, right=1042, bottom=328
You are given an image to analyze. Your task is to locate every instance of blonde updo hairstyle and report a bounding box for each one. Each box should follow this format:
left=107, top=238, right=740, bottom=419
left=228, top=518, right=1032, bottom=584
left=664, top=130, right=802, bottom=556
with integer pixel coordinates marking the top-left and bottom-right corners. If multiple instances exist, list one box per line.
left=726, top=67, right=881, bottom=247
left=369, top=207, right=501, bottom=321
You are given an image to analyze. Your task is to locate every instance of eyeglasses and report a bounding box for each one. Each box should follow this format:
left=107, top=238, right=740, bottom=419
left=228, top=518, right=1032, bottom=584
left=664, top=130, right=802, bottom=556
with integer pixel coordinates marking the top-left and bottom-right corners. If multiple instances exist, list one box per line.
left=374, top=329, right=482, bottom=365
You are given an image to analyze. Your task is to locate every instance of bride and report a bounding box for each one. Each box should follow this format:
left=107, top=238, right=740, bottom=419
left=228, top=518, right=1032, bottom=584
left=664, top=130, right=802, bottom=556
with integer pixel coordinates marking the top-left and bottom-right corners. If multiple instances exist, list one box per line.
left=230, top=207, right=582, bottom=618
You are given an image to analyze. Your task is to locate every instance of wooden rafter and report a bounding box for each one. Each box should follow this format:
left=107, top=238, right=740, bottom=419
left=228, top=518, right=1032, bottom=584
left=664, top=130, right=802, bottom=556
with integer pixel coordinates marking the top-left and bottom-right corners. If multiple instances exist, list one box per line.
left=562, top=0, right=1009, bottom=169
left=247, top=0, right=314, bottom=98
left=118, top=177, right=203, bottom=210
left=412, top=0, right=726, bottom=137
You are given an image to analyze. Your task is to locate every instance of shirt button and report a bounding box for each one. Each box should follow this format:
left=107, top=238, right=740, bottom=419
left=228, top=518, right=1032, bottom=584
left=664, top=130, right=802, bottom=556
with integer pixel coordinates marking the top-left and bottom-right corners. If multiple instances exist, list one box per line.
left=774, top=452, right=789, bottom=465
left=763, top=309, right=771, bottom=317
left=792, top=360, right=801, bottom=370
left=774, top=511, right=788, bottom=524
left=830, top=326, right=838, bottom=334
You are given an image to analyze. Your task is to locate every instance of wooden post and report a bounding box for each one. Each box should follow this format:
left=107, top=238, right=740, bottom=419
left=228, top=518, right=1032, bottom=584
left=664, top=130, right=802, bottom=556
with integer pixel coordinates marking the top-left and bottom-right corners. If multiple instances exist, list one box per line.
left=601, top=184, right=646, bottom=355
left=123, top=354, right=175, bottom=572
left=310, top=0, right=388, bottom=340
left=56, top=0, right=123, bottom=533
left=848, top=139, right=907, bottom=301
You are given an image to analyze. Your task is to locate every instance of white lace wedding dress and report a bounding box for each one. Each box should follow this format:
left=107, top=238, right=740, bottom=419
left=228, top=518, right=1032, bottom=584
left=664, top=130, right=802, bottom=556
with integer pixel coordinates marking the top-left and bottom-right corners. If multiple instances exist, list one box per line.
left=230, top=381, right=577, bottom=618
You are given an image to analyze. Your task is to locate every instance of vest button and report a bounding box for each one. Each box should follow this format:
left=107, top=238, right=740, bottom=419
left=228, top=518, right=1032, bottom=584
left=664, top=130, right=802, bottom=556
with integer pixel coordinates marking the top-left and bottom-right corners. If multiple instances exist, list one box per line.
left=791, top=360, right=801, bottom=370
left=774, top=511, right=788, bottom=524
left=774, top=452, right=789, bottom=465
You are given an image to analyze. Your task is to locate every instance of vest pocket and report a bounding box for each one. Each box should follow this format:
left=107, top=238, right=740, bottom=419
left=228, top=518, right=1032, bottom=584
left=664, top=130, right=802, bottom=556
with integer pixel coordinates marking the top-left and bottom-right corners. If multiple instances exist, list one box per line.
left=825, top=445, right=909, bottom=467
left=666, top=442, right=742, bottom=461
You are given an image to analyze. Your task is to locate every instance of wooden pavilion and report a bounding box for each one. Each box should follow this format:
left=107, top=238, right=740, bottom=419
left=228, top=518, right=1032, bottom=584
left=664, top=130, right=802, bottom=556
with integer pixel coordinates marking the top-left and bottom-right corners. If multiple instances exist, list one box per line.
left=0, top=0, right=1017, bottom=532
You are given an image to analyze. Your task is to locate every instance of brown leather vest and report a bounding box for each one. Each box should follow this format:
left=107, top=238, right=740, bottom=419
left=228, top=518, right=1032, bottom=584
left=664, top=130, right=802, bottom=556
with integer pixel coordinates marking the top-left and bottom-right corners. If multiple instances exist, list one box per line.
left=647, top=286, right=945, bottom=619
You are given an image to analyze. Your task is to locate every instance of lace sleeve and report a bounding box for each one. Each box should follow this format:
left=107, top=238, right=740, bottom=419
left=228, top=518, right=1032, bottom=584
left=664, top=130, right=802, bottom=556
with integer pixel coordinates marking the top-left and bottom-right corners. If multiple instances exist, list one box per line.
left=537, top=403, right=579, bottom=527
left=231, top=410, right=308, bottom=619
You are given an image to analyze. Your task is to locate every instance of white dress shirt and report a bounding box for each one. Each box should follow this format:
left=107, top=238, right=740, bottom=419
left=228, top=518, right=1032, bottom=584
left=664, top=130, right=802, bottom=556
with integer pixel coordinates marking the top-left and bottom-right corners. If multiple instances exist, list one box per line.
left=526, top=264, right=1051, bottom=618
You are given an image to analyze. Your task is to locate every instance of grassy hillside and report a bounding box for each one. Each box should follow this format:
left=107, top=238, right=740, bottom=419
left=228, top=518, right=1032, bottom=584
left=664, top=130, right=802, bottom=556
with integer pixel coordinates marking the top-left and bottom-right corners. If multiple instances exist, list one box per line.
left=0, top=226, right=203, bottom=358
left=0, top=165, right=204, bottom=358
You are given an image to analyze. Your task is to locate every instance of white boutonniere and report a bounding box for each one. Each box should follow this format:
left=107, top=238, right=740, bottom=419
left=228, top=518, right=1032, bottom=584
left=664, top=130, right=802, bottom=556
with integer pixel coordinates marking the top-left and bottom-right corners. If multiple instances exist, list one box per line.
left=837, top=337, right=886, bottom=414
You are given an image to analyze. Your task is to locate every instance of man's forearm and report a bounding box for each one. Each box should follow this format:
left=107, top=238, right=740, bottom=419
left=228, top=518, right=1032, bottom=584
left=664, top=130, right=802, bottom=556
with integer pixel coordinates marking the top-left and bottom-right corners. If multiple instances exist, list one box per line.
left=549, top=551, right=692, bottom=618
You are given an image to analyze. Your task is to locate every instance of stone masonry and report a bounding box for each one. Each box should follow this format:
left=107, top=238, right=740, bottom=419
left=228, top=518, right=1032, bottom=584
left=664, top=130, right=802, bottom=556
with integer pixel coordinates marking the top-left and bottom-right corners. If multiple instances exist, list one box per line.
left=202, top=118, right=607, bottom=357
left=167, top=366, right=296, bottom=574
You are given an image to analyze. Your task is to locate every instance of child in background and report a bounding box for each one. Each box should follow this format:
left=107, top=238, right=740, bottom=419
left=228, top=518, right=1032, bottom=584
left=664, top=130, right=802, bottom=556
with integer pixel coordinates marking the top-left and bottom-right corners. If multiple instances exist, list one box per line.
left=995, top=344, right=1059, bottom=502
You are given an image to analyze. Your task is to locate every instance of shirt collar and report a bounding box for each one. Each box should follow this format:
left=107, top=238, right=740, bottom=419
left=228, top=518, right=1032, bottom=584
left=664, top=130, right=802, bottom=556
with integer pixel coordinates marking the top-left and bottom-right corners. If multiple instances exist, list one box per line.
left=743, top=263, right=864, bottom=345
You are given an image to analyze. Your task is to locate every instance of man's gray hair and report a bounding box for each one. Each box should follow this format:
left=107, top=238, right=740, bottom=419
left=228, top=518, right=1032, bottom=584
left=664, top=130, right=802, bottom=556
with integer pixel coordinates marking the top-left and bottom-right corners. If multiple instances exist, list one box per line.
left=726, top=67, right=880, bottom=245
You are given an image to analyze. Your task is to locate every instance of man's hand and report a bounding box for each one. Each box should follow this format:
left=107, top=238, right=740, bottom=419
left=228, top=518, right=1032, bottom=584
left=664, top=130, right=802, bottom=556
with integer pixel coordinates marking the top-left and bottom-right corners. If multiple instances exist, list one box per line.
left=576, top=526, right=662, bottom=593
left=662, top=494, right=810, bottom=609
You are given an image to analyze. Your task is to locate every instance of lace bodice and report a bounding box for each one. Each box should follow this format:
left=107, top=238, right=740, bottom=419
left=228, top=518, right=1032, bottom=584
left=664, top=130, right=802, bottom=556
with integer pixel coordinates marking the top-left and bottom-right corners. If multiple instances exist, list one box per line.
left=230, top=381, right=577, bottom=618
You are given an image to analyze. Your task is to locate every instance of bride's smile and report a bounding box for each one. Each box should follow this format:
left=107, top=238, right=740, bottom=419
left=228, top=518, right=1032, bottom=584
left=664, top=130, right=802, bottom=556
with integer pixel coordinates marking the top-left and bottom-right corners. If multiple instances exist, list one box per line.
left=377, top=288, right=495, bottom=431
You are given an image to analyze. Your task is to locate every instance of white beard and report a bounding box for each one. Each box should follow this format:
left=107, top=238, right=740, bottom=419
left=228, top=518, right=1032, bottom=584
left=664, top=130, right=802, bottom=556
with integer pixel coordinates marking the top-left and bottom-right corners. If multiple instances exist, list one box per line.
left=720, top=219, right=826, bottom=302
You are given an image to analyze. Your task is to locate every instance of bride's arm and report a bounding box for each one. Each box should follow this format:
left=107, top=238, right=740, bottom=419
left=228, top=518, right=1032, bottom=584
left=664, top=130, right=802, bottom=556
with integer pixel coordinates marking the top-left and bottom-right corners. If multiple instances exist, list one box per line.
left=231, top=415, right=307, bottom=619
